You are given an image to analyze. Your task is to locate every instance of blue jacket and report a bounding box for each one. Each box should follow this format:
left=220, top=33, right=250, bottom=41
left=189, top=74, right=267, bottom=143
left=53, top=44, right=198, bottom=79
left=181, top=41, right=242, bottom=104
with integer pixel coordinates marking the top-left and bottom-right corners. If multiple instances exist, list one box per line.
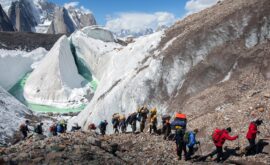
left=187, top=131, right=197, bottom=147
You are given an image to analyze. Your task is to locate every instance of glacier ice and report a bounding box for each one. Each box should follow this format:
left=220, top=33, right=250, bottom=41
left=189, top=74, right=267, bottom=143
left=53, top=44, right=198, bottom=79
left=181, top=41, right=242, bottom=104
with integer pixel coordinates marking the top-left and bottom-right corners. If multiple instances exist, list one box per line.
left=0, top=48, right=47, bottom=90
left=0, top=86, right=31, bottom=145
left=24, top=35, right=92, bottom=108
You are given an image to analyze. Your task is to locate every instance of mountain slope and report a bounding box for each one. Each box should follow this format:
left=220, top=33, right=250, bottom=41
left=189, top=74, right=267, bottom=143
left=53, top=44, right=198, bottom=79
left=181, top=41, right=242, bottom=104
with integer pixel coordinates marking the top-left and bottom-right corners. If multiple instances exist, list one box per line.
left=69, top=0, right=270, bottom=133
left=0, top=86, right=32, bottom=145
left=0, top=4, right=14, bottom=31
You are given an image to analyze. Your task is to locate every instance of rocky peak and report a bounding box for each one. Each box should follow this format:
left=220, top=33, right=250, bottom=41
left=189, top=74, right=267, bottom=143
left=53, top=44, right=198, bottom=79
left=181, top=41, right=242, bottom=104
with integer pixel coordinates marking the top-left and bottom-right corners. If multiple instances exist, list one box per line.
left=8, top=0, right=38, bottom=32
left=0, top=4, right=14, bottom=31
left=47, top=7, right=76, bottom=34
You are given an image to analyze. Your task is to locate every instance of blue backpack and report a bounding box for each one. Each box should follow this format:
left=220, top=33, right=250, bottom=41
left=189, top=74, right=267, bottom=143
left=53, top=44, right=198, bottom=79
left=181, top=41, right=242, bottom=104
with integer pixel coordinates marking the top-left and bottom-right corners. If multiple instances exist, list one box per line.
left=171, top=118, right=187, bottom=130
left=56, top=124, right=64, bottom=133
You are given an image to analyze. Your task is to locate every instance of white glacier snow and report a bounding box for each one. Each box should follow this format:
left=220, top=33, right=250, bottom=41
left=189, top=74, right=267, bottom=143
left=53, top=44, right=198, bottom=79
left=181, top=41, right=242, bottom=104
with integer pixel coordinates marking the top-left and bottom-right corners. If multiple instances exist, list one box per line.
left=0, top=48, right=47, bottom=90
left=24, top=36, right=92, bottom=108
left=0, top=86, right=32, bottom=145
left=68, top=31, right=165, bottom=131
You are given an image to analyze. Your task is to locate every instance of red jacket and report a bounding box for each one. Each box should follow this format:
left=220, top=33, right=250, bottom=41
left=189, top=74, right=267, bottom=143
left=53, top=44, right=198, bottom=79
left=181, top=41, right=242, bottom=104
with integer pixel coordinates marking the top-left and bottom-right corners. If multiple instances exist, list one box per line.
left=246, top=122, right=257, bottom=140
left=214, top=130, right=238, bottom=147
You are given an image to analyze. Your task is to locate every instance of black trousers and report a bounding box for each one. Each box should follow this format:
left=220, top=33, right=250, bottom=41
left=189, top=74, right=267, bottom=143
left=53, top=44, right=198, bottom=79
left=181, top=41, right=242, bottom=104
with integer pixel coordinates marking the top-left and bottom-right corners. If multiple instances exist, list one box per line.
left=210, top=146, right=223, bottom=162
left=22, top=131, right=27, bottom=139
left=246, top=139, right=256, bottom=155
left=187, top=146, right=194, bottom=158
left=150, top=124, right=157, bottom=134
left=177, top=141, right=187, bottom=160
left=140, top=121, right=146, bottom=132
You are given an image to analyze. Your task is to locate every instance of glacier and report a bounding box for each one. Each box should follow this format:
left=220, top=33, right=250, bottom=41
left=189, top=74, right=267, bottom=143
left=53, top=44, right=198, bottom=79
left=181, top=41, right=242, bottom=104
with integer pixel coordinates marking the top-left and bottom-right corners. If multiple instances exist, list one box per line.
left=0, top=48, right=47, bottom=90
left=0, top=86, right=32, bottom=145
left=24, top=36, right=92, bottom=108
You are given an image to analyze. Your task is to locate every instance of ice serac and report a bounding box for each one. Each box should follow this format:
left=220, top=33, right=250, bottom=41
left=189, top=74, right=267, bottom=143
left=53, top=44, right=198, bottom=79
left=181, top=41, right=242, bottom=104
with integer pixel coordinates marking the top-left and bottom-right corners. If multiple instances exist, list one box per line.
left=0, top=4, right=14, bottom=31
left=0, top=86, right=32, bottom=145
left=0, top=48, right=47, bottom=90
left=69, top=0, right=270, bottom=131
left=8, top=0, right=39, bottom=32
left=47, top=7, right=76, bottom=34
left=24, top=35, right=91, bottom=108
left=70, top=26, right=120, bottom=81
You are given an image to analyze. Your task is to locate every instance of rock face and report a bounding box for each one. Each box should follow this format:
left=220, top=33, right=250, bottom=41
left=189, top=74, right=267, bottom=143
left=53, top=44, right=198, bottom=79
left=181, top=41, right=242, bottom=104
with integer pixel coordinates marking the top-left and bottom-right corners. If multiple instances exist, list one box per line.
left=47, top=7, right=76, bottom=34
left=24, top=36, right=91, bottom=108
left=66, top=6, right=96, bottom=29
left=8, top=0, right=38, bottom=32
left=0, top=86, right=32, bottom=145
left=69, top=0, right=270, bottom=135
left=0, top=4, right=14, bottom=31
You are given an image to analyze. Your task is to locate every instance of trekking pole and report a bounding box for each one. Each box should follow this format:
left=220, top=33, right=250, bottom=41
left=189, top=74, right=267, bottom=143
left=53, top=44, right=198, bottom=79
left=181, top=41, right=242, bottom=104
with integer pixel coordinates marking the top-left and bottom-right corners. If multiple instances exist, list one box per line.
left=198, top=143, right=203, bottom=156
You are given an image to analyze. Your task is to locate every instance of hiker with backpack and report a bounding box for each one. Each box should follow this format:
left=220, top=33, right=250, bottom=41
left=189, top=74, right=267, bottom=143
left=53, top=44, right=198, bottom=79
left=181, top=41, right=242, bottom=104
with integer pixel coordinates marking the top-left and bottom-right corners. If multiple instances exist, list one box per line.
left=185, top=128, right=200, bottom=160
left=49, top=123, right=57, bottom=136
left=138, top=106, right=149, bottom=132
left=119, top=114, right=127, bottom=133
left=161, top=114, right=171, bottom=140
left=210, top=127, right=238, bottom=162
left=175, top=126, right=188, bottom=160
left=19, top=120, right=30, bottom=139
left=88, top=123, right=97, bottom=131
left=112, top=113, right=120, bottom=134
left=171, top=112, right=188, bottom=160
left=245, top=119, right=263, bottom=156
left=149, top=107, right=158, bottom=134
left=34, top=123, right=43, bottom=135
left=99, top=120, right=108, bottom=135
left=126, top=112, right=138, bottom=133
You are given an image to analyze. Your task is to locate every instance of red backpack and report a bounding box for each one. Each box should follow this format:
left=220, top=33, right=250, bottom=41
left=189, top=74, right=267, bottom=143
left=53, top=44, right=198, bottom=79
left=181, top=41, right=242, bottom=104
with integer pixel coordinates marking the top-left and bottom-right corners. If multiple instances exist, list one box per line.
left=212, top=129, right=224, bottom=143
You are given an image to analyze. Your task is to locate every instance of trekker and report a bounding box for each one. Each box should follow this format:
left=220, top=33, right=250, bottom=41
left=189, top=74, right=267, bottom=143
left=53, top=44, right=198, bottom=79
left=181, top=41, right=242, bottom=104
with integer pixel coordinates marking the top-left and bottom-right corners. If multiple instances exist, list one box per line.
left=210, top=127, right=238, bottom=162
left=138, top=106, right=149, bottom=132
left=162, top=114, right=171, bottom=140
left=126, top=112, right=138, bottom=133
left=112, top=113, right=120, bottom=134
left=34, top=123, right=43, bottom=135
left=56, top=119, right=67, bottom=134
left=175, top=126, right=188, bottom=160
left=88, top=123, right=97, bottom=131
left=245, top=119, right=263, bottom=156
left=149, top=108, right=157, bottom=134
left=99, top=120, right=108, bottom=135
left=185, top=129, right=200, bottom=159
left=71, top=123, right=81, bottom=132
left=49, top=123, right=57, bottom=136
left=20, top=120, right=30, bottom=139
left=119, top=115, right=127, bottom=133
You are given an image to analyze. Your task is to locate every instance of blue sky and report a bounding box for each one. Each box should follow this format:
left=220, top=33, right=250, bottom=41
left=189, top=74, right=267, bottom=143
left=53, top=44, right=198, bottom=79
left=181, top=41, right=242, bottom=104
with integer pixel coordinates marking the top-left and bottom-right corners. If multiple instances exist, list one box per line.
left=49, top=0, right=219, bottom=32
left=50, top=0, right=188, bottom=25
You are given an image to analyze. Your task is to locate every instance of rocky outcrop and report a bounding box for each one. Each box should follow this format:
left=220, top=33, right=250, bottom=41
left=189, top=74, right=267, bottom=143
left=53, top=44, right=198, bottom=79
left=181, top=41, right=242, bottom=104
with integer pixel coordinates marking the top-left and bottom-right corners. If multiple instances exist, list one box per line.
left=0, top=32, right=63, bottom=51
left=0, top=131, right=269, bottom=164
left=8, top=0, right=38, bottom=32
left=0, top=4, right=14, bottom=31
left=47, top=7, right=76, bottom=34
left=67, top=7, right=96, bottom=29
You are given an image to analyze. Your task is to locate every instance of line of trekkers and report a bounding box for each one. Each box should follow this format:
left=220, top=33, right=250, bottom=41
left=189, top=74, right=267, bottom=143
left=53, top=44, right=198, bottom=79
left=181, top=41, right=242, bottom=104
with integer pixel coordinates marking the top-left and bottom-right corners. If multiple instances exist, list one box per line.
left=93, top=106, right=264, bottom=162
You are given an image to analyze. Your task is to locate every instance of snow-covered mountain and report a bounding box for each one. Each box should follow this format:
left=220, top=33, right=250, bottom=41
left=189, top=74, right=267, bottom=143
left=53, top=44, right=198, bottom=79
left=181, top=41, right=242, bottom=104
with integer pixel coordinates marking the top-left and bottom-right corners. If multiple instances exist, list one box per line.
left=0, top=0, right=96, bottom=33
left=0, top=4, right=14, bottom=31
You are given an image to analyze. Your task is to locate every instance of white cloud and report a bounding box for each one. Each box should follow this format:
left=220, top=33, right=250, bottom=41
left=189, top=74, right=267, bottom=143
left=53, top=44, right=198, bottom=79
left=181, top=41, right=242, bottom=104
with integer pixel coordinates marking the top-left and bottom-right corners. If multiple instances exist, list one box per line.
left=64, top=1, right=92, bottom=14
left=185, top=0, right=220, bottom=15
left=105, top=12, right=176, bottom=33
left=64, top=1, right=80, bottom=8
